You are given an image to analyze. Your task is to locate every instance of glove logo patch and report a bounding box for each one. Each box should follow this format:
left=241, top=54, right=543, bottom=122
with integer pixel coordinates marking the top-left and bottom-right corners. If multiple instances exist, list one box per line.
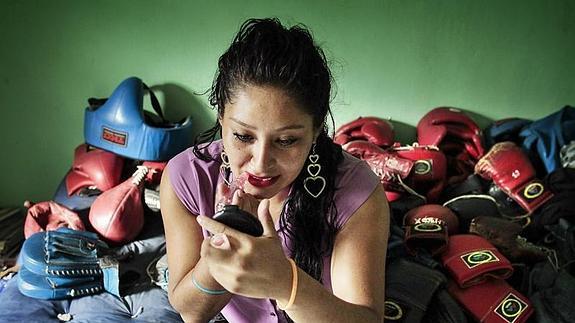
left=461, top=250, right=499, bottom=268
left=414, top=223, right=442, bottom=232
left=522, top=182, right=544, bottom=200
left=413, top=160, right=432, bottom=175
left=384, top=300, right=403, bottom=320
left=102, top=127, right=127, bottom=146
left=495, top=293, right=528, bottom=323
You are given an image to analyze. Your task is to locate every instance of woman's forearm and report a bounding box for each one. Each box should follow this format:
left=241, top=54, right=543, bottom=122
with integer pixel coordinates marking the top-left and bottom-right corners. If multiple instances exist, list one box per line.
left=280, top=268, right=383, bottom=323
left=169, top=257, right=232, bottom=323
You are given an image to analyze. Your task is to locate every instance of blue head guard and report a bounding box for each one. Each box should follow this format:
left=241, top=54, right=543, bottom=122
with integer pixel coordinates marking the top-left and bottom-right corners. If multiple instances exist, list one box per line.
left=84, top=77, right=193, bottom=161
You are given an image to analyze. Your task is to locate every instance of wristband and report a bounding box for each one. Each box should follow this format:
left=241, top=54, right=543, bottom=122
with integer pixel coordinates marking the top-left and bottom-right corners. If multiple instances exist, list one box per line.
left=279, top=258, right=298, bottom=311
left=191, top=270, right=227, bottom=295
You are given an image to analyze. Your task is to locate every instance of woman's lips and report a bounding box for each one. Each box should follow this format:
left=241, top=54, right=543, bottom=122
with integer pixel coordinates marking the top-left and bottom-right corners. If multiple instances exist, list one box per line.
left=247, top=173, right=279, bottom=188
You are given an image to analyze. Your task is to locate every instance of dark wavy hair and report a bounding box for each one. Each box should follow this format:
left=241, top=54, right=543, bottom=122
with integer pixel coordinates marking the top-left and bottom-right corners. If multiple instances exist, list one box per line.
left=193, top=18, right=343, bottom=282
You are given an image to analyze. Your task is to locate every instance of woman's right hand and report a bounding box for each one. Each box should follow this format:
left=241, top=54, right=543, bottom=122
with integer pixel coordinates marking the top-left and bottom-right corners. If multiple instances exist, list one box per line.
left=197, top=199, right=293, bottom=303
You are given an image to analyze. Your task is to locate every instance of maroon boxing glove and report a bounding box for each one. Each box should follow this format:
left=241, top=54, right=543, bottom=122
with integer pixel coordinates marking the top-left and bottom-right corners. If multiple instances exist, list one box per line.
left=88, top=166, right=147, bottom=245
left=403, top=204, right=459, bottom=256
left=394, top=144, right=448, bottom=203
left=448, top=278, right=533, bottom=323
left=334, top=116, right=394, bottom=147
left=342, top=140, right=413, bottom=202
left=141, top=160, right=167, bottom=186
left=475, top=141, right=553, bottom=214
left=65, top=143, right=125, bottom=196
left=23, top=200, right=85, bottom=239
left=342, top=140, right=386, bottom=160
left=417, top=107, right=484, bottom=158
left=417, top=107, right=485, bottom=186
left=441, top=234, right=513, bottom=288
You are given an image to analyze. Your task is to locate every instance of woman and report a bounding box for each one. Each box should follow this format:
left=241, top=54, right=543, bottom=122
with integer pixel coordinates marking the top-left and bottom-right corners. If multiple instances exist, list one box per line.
left=160, top=18, right=389, bottom=323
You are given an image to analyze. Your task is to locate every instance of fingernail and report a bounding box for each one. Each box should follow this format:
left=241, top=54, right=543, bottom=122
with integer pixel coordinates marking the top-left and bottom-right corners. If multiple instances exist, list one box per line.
left=210, top=233, right=225, bottom=247
left=196, top=216, right=204, bottom=225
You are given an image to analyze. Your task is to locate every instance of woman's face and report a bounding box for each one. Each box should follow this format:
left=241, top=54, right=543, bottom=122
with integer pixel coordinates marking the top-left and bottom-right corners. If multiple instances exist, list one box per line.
left=220, top=84, right=317, bottom=200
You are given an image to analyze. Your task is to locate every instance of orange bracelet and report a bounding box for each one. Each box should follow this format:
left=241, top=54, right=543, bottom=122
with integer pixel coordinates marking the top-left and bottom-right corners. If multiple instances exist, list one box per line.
left=279, top=258, right=298, bottom=311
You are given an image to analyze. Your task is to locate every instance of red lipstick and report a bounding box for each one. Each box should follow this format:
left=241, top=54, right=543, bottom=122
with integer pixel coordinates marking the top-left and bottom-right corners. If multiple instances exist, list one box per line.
left=247, top=173, right=279, bottom=188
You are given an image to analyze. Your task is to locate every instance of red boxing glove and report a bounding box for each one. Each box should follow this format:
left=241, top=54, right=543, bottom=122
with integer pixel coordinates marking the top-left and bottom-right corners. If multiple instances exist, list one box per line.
left=441, top=234, right=513, bottom=288
left=403, top=204, right=459, bottom=256
left=334, top=116, right=394, bottom=148
left=65, top=143, right=125, bottom=196
left=141, top=160, right=167, bottom=186
left=23, top=200, right=85, bottom=239
left=475, top=141, right=553, bottom=214
left=448, top=279, right=533, bottom=323
left=88, top=166, right=147, bottom=245
left=394, top=145, right=448, bottom=203
left=342, top=140, right=386, bottom=160
left=417, top=107, right=484, bottom=158
left=342, top=140, right=414, bottom=202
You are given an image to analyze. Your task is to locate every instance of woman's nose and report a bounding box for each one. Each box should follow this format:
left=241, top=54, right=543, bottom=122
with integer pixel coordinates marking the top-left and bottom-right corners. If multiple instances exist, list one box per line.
left=251, top=141, right=274, bottom=173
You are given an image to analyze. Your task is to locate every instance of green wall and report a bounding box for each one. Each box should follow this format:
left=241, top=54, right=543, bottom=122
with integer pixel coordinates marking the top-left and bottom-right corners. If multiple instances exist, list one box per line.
left=1, top=0, right=574, bottom=206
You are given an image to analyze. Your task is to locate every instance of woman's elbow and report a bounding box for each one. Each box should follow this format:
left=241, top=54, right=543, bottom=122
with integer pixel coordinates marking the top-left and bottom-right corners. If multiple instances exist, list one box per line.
left=167, top=289, right=185, bottom=315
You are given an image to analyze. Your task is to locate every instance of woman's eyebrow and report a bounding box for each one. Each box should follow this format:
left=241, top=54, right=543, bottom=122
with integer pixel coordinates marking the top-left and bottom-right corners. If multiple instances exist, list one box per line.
left=230, top=117, right=306, bottom=131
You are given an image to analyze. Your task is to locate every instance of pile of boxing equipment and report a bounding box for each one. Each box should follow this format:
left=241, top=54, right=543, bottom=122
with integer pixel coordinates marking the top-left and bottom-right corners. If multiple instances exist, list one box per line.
left=17, top=77, right=193, bottom=300
left=336, top=105, right=575, bottom=322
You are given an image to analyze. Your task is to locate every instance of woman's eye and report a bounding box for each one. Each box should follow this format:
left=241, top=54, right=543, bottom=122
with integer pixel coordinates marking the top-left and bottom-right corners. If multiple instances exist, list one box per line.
left=233, top=133, right=253, bottom=143
left=277, top=138, right=297, bottom=147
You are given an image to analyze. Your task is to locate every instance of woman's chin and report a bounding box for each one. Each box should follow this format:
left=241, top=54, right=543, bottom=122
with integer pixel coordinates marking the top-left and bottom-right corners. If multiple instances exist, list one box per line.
left=243, top=185, right=282, bottom=200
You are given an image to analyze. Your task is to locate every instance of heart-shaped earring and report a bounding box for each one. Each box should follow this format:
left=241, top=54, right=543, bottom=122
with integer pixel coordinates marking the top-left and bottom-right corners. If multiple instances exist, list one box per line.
left=304, top=176, right=326, bottom=198
left=303, top=143, right=325, bottom=198
left=220, top=150, right=232, bottom=186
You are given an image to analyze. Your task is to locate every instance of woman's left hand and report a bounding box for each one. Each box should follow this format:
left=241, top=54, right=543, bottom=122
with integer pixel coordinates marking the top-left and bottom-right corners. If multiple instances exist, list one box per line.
left=196, top=199, right=292, bottom=301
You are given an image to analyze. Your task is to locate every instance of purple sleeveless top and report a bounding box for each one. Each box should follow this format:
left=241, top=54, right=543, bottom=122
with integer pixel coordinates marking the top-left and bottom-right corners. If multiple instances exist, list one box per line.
left=167, top=140, right=379, bottom=323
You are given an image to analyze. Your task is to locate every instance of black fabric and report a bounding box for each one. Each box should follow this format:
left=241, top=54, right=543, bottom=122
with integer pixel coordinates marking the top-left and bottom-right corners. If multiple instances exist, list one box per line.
left=384, top=258, right=446, bottom=322
left=533, top=167, right=575, bottom=227
left=0, top=207, right=25, bottom=259
left=530, top=262, right=575, bottom=323
left=544, top=218, right=575, bottom=264
left=387, top=223, right=409, bottom=261
left=423, top=289, right=469, bottom=323
left=483, top=117, right=532, bottom=150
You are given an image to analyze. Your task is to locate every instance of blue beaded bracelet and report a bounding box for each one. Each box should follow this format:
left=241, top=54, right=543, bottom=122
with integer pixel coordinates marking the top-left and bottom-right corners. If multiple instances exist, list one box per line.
left=191, top=270, right=227, bottom=295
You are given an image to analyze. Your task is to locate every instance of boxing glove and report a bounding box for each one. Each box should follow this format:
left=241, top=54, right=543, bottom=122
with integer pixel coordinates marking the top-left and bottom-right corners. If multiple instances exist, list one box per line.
left=475, top=141, right=553, bottom=214
left=384, top=258, right=447, bottom=322
left=448, top=278, right=533, bottom=323
left=334, top=116, right=394, bottom=147
left=23, top=200, right=85, bottom=239
left=342, top=140, right=414, bottom=202
left=142, top=160, right=167, bottom=186
left=469, top=216, right=548, bottom=264
left=423, top=289, right=468, bottom=323
left=417, top=107, right=484, bottom=158
left=403, top=204, right=459, bottom=256
left=65, top=143, right=125, bottom=196
left=394, top=144, right=448, bottom=203
left=441, top=234, right=513, bottom=288
left=443, top=194, right=501, bottom=233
